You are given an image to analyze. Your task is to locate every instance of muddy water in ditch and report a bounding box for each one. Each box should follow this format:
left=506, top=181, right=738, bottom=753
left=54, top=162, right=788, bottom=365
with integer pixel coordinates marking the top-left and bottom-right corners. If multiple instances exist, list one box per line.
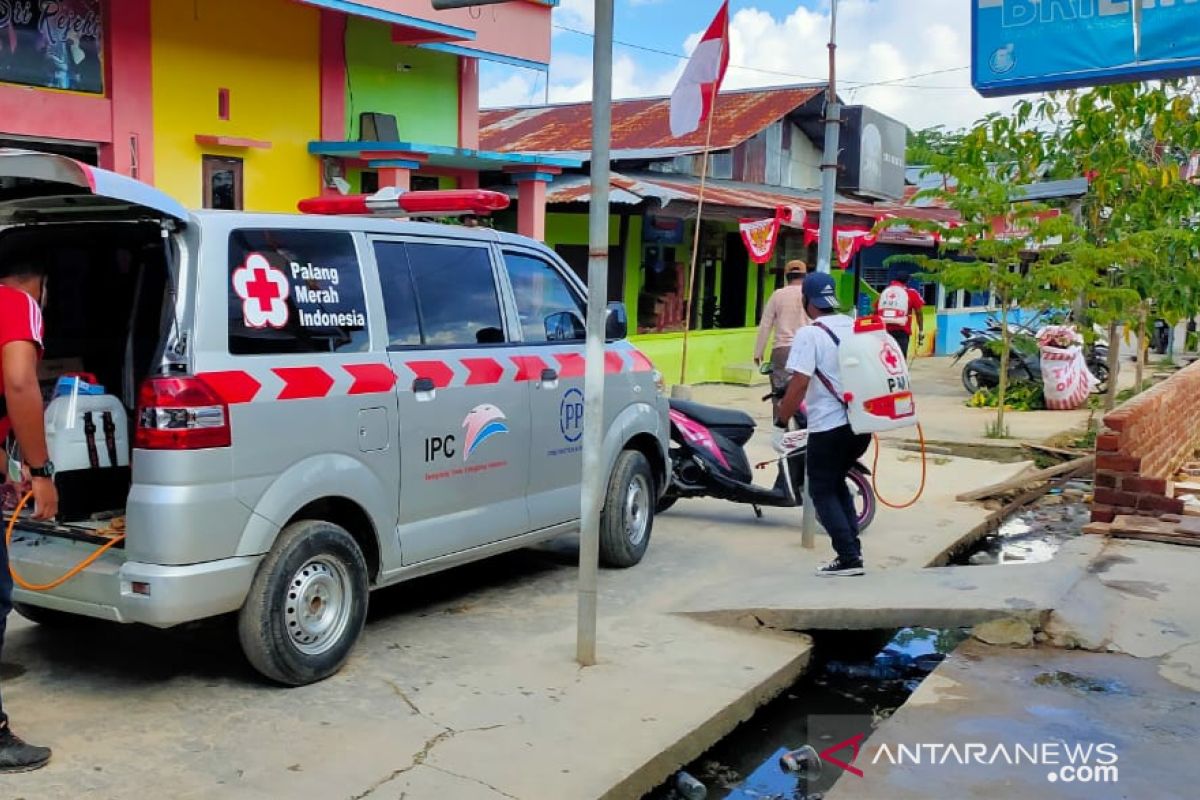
left=648, top=500, right=1092, bottom=799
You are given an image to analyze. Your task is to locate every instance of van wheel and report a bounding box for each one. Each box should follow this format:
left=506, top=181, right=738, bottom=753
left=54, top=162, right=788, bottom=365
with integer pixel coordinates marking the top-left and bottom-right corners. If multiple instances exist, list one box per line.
left=13, top=602, right=92, bottom=628
left=600, top=450, right=655, bottom=568
left=238, top=520, right=369, bottom=686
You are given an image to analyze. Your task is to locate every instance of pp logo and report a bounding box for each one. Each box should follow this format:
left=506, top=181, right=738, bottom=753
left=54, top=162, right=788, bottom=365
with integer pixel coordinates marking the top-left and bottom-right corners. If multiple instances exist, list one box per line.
left=560, top=388, right=584, bottom=443
left=232, top=253, right=290, bottom=329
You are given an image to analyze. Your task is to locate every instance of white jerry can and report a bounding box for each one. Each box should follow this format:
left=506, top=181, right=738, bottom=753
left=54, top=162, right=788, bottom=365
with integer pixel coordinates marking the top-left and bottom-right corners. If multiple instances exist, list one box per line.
left=45, top=393, right=131, bottom=472
left=839, top=316, right=917, bottom=434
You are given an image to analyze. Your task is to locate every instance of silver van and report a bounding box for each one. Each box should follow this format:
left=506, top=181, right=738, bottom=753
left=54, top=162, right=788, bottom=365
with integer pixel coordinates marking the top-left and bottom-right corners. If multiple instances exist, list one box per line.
left=0, top=151, right=669, bottom=685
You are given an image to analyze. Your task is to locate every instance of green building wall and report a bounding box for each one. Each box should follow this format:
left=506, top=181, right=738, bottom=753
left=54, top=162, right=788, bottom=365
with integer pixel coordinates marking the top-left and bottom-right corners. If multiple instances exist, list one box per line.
left=344, top=18, right=460, bottom=144
left=545, top=211, right=764, bottom=385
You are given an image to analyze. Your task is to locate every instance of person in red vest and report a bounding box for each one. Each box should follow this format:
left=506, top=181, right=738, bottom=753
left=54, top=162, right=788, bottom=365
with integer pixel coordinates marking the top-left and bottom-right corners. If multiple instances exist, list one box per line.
left=874, top=272, right=925, bottom=358
left=0, top=254, right=56, bottom=772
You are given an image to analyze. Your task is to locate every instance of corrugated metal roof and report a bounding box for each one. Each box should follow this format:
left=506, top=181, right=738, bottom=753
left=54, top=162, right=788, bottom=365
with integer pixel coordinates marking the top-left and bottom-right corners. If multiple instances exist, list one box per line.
left=480, top=85, right=825, bottom=155
left=525, top=171, right=959, bottom=225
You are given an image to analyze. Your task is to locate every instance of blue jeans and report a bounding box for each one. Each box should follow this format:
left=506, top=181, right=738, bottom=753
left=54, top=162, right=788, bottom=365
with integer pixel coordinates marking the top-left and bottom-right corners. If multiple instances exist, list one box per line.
left=806, top=424, right=871, bottom=563
left=0, top=532, right=11, bottom=727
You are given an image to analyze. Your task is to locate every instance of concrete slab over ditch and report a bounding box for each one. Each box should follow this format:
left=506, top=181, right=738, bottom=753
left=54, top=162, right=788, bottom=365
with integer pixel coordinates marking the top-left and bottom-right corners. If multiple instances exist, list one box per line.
left=824, top=537, right=1200, bottom=799
left=0, top=447, right=1022, bottom=799
left=826, top=640, right=1200, bottom=800
left=680, top=536, right=1105, bottom=633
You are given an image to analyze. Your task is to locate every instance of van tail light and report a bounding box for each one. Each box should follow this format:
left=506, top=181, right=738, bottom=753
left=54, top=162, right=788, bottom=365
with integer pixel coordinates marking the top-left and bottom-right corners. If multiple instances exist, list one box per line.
left=136, top=376, right=231, bottom=450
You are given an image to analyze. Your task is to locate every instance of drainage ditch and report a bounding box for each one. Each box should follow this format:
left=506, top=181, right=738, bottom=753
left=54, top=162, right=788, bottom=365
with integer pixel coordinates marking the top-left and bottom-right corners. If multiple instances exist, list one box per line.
left=649, top=497, right=1092, bottom=799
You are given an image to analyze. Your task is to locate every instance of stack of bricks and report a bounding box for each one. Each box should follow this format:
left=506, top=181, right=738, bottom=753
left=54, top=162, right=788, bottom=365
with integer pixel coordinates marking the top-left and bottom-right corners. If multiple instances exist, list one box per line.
left=1092, top=360, right=1200, bottom=523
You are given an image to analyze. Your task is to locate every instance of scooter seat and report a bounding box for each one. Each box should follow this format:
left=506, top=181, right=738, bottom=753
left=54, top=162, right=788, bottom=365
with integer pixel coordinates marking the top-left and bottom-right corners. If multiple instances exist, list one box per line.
left=668, top=399, right=756, bottom=431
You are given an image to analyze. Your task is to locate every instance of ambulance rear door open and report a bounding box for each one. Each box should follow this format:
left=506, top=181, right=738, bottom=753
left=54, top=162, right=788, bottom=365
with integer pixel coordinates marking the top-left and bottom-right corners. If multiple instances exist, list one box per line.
left=0, top=149, right=189, bottom=227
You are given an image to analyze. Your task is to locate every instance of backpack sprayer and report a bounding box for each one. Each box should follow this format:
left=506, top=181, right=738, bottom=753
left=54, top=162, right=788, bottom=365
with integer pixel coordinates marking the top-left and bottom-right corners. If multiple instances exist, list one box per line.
left=821, top=315, right=927, bottom=509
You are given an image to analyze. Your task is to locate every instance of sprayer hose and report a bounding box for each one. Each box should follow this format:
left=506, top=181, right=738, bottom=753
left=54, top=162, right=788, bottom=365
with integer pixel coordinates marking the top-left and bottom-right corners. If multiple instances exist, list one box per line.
left=4, top=491, right=126, bottom=592
left=870, top=423, right=928, bottom=510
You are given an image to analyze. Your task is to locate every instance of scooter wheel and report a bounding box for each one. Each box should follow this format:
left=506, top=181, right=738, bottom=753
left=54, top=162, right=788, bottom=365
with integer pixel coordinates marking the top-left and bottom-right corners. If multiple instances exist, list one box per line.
left=962, top=365, right=986, bottom=394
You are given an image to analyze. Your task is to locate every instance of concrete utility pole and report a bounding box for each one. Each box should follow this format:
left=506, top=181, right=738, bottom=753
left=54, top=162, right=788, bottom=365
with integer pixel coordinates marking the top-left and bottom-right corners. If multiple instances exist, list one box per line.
left=802, top=0, right=840, bottom=550
left=577, top=0, right=615, bottom=667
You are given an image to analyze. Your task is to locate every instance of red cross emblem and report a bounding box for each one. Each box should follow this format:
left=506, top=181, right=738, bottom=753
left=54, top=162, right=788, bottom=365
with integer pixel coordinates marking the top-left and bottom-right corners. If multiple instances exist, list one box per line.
left=880, top=340, right=904, bottom=375
left=232, top=254, right=290, bottom=329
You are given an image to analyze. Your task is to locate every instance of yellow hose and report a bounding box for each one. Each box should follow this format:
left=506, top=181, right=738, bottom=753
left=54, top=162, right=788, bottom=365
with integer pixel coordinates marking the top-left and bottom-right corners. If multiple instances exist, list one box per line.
left=4, top=491, right=126, bottom=591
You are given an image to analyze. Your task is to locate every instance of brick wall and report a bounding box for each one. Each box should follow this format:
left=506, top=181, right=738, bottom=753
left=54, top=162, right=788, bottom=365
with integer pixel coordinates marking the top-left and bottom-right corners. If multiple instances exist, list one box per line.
left=1091, top=361, right=1200, bottom=523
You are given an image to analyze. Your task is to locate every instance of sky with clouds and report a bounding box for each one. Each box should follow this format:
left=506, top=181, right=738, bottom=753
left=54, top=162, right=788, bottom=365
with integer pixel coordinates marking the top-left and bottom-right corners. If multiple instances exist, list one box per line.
left=480, top=0, right=1032, bottom=133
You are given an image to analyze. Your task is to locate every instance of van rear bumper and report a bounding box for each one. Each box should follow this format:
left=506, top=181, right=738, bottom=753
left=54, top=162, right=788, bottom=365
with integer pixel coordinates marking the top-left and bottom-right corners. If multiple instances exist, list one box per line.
left=9, top=534, right=261, bottom=627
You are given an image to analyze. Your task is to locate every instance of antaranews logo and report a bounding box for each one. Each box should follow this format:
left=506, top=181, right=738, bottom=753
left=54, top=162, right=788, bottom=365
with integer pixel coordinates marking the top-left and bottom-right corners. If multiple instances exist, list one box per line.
left=807, top=717, right=1119, bottom=786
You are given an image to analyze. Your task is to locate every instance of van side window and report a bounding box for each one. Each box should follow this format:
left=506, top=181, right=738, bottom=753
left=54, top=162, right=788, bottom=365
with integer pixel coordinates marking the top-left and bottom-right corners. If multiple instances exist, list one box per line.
left=504, top=251, right=586, bottom=343
left=403, top=242, right=506, bottom=347
left=228, top=230, right=369, bottom=355
left=373, top=242, right=423, bottom=348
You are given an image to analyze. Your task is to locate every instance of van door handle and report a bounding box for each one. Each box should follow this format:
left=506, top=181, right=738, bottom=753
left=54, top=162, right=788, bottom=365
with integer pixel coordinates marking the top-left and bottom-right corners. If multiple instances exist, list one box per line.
left=413, top=377, right=437, bottom=401
left=541, top=368, right=559, bottom=383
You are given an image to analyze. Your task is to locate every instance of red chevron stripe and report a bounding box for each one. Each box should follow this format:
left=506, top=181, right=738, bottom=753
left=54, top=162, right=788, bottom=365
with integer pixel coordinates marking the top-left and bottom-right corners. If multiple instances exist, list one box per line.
left=462, top=357, right=505, bottom=386
left=511, top=355, right=549, bottom=382
left=628, top=349, right=656, bottom=373
left=345, top=363, right=397, bottom=395
left=605, top=351, right=625, bottom=374
left=198, top=370, right=261, bottom=405
left=273, top=366, right=335, bottom=400
left=555, top=352, right=585, bottom=378
left=405, top=360, right=455, bottom=389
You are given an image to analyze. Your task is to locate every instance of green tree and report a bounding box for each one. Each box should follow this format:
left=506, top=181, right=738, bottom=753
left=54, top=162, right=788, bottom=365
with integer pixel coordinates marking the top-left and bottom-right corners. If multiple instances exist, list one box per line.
left=1032, top=82, right=1200, bottom=408
left=906, top=125, right=965, bottom=166
left=887, top=117, right=1072, bottom=437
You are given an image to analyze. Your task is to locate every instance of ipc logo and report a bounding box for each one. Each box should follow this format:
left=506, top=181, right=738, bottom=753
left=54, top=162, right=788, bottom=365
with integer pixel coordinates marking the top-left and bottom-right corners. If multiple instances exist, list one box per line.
left=560, top=388, right=584, bottom=443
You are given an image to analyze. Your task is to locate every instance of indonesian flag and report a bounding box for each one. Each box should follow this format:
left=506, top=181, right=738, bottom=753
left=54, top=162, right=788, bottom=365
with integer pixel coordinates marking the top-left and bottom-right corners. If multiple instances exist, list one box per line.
left=669, top=1, right=731, bottom=138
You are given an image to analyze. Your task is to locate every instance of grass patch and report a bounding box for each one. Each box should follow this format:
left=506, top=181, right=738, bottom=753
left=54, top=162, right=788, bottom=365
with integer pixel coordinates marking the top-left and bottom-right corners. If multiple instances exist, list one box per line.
left=985, top=420, right=1010, bottom=439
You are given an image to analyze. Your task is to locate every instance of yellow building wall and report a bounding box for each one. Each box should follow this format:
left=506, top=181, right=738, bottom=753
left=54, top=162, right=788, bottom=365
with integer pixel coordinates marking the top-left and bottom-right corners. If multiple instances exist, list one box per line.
left=151, top=0, right=320, bottom=212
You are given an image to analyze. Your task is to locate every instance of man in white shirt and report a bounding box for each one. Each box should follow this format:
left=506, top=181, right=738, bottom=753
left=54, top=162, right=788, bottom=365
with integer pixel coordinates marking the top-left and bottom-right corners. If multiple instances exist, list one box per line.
left=776, top=273, right=872, bottom=577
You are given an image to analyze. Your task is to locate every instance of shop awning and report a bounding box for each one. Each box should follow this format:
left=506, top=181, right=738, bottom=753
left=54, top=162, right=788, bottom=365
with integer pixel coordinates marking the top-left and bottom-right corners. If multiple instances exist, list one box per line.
left=309, top=141, right=580, bottom=173
left=298, top=1, right=476, bottom=43
left=520, top=171, right=957, bottom=231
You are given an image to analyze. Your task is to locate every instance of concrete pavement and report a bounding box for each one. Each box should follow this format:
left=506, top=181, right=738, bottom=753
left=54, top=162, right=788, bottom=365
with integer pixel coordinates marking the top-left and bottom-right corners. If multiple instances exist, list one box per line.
left=0, top=437, right=1021, bottom=799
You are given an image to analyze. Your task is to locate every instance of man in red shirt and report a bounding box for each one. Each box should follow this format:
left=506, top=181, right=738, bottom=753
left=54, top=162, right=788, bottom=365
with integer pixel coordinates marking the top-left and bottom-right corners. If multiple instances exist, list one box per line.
left=874, top=272, right=926, bottom=358
left=0, top=255, right=55, bottom=771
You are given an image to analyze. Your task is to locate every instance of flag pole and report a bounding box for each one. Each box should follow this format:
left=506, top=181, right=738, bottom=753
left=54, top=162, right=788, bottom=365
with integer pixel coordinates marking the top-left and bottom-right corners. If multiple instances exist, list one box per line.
left=678, top=35, right=726, bottom=388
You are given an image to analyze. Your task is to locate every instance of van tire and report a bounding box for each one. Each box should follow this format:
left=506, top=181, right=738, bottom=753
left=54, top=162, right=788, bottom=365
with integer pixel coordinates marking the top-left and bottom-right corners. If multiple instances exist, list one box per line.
left=599, top=450, right=654, bottom=568
left=13, top=602, right=92, bottom=628
left=238, top=520, right=369, bottom=686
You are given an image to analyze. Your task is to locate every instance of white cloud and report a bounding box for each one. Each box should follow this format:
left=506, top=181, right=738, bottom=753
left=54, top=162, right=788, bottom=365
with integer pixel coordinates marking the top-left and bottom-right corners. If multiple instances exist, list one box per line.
left=556, top=0, right=594, bottom=32
left=484, top=1, right=1030, bottom=131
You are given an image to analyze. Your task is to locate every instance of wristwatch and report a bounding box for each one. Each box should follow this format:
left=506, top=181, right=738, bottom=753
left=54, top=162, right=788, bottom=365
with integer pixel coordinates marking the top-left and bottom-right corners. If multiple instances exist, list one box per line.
left=27, top=461, right=55, bottom=479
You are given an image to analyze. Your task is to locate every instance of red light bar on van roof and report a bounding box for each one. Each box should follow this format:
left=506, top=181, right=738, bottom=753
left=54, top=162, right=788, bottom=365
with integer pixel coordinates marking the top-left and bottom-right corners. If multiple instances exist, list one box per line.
left=298, top=188, right=510, bottom=217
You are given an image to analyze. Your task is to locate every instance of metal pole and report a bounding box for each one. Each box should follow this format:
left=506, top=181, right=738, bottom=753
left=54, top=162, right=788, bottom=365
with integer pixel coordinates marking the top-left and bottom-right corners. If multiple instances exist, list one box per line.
left=577, top=0, right=614, bottom=667
left=803, top=0, right=839, bottom=550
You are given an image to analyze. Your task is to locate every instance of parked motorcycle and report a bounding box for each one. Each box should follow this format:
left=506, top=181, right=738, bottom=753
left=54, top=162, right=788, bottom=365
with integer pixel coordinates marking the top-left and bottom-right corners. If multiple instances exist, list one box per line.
left=657, top=395, right=877, bottom=532
left=953, top=325, right=1109, bottom=394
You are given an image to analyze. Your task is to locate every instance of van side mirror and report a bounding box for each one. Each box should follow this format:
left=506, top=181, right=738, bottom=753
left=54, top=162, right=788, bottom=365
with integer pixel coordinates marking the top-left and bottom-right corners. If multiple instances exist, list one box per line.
left=605, top=302, right=628, bottom=341
left=545, top=311, right=586, bottom=342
